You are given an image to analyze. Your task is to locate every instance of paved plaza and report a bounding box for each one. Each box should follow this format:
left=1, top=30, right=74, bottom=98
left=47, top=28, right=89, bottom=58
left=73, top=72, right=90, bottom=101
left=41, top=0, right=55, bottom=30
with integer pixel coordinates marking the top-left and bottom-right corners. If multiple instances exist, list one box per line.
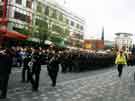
left=2, top=66, right=135, bottom=101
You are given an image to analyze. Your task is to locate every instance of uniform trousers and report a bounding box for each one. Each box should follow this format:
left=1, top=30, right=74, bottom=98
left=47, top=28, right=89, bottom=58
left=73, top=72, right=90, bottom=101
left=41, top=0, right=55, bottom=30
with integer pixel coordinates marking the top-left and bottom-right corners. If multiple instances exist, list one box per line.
left=117, top=64, right=123, bottom=77
left=0, top=75, right=9, bottom=97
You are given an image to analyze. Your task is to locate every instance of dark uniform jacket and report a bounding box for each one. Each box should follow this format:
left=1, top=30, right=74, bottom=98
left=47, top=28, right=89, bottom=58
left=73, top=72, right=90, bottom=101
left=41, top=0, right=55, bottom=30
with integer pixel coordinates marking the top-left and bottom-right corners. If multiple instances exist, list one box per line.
left=23, top=53, right=32, bottom=68
left=0, top=53, right=12, bottom=77
left=48, top=56, right=59, bottom=72
left=32, top=52, right=42, bottom=73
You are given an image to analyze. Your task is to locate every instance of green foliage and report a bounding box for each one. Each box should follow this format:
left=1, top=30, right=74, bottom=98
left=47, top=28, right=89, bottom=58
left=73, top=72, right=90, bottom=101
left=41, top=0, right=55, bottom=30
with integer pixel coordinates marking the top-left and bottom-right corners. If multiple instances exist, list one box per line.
left=64, top=29, right=70, bottom=37
left=35, top=19, right=48, bottom=30
left=50, top=35, right=63, bottom=43
left=52, top=25, right=69, bottom=38
left=52, top=25, right=63, bottom=34
left=35, top=19, right=50, bottom=43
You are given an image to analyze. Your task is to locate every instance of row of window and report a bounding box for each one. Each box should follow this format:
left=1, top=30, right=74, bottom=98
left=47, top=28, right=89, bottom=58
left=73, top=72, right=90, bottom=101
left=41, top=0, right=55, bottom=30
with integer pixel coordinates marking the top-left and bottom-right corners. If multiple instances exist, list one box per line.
left=36, top=3, right=84, bottom=30
left=16, top=0, right=31, bottom=8
left=35, top=18, right=69, bottom=36
left=15, top=0, right=84, bottom=30
left=116, top=40, right=132, bottom=45
left=14, top=1, right=84, bottom=30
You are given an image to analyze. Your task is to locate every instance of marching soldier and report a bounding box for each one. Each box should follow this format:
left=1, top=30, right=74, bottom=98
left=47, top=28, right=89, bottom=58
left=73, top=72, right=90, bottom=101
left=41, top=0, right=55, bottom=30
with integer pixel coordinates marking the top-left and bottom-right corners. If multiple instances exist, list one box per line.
left=29, top=48, right=42, bottom=91
left=21, top=48, right=32, bottom=83
left=0, top=48, right=13, bottom=99
left=47, top=52, right=60, bottom=87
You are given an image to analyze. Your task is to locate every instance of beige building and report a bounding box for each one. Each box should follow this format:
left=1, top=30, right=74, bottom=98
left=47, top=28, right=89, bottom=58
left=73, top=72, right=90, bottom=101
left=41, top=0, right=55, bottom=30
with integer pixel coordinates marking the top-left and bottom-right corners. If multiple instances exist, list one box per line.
left=115, top=33, right=133, bottom=51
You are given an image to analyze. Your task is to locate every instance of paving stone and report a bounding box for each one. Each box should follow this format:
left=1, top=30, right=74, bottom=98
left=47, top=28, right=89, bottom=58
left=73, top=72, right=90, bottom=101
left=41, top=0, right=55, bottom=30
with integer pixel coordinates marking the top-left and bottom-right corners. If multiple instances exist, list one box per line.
left=7, top=66, right=135, bottom=101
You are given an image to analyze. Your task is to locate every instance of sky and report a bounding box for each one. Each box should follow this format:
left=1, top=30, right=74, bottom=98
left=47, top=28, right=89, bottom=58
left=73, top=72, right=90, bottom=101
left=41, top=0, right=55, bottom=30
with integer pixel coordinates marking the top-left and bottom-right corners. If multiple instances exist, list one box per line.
left=57, top=0, right=135, bottom=41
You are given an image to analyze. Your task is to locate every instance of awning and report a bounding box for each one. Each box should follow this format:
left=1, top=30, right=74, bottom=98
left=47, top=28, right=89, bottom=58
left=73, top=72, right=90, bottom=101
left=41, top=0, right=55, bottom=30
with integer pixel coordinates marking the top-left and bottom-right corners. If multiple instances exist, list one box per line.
left=0, top=29, right=28, bottom=40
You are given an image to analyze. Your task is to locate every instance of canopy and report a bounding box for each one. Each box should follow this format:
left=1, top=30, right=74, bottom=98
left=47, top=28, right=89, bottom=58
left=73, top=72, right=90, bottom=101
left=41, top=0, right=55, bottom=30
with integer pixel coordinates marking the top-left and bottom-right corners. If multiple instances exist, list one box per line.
left=0, top=29, right=28, bottom=40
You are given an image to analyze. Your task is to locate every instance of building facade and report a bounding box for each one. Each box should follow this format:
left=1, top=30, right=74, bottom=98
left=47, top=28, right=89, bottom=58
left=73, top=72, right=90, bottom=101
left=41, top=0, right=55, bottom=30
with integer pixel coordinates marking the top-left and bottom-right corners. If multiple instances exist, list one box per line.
left=83, top=40, right=104, bottom=50
left=115, top=33, right=133, bottom=51
left=0, top=0, right=85, bottom=47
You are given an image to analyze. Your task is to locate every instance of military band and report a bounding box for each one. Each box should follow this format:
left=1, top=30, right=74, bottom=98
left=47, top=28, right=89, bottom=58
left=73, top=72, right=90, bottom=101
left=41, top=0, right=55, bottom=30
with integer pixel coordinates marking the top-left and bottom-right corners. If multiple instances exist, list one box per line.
left=1, top=46, right=135, bottom=99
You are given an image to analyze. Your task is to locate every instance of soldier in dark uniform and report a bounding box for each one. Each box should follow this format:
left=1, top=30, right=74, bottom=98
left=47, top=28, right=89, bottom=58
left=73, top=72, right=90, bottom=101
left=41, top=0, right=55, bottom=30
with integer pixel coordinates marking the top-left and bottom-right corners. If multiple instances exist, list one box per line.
left=0, top=48, right=13, bottom=99
left=47, top=52, right=60, bottom=87
left=21, top=49, right=32, bottom=83
left=29, top=48, right=42, bottom=91
left=61, top=51, right=68, bottom=73
left=40, top=49, right=49, bottom=65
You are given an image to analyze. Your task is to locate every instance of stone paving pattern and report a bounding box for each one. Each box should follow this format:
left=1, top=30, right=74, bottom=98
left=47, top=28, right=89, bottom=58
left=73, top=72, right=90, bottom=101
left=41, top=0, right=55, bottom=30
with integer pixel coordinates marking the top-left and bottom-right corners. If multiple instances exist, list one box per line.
left=1, top=66, right=135, bottom=101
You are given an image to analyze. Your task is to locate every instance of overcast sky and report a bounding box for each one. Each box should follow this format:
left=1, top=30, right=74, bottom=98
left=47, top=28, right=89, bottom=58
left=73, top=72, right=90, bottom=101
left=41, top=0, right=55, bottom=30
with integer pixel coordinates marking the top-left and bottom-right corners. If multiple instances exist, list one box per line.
left=57, top=0, right=135, bottom=41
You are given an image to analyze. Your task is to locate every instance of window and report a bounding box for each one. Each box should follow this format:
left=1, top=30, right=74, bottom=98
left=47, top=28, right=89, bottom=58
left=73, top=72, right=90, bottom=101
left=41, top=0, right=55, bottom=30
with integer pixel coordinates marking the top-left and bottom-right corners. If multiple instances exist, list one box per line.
left=37, top=2, right=42, bottom=13
left=45, top=6, right=49, bottom=16
left=52, top=9, right=57, bottom=19
left=66, top=19, right=69, bottom=24
left=0, top=6, right=3, bottom=17
left=76, top=24, right=80, bottom=28
left=71, top=21, right=74, bottom=26
left=16, top=0, right=22, bottom=4
left=80, top=26, right=84, bottom=30
left=26, top=0, right=32, bottom=8
left=59, top=13, right=63, bottom=21
left=14, top=11, right=30, bottom=23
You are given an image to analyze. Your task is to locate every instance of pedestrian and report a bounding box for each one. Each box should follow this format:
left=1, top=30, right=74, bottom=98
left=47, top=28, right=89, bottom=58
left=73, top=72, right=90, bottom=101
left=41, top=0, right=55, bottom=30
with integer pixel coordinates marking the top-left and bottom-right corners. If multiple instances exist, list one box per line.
left=115, top=50, right=127, bottom=77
